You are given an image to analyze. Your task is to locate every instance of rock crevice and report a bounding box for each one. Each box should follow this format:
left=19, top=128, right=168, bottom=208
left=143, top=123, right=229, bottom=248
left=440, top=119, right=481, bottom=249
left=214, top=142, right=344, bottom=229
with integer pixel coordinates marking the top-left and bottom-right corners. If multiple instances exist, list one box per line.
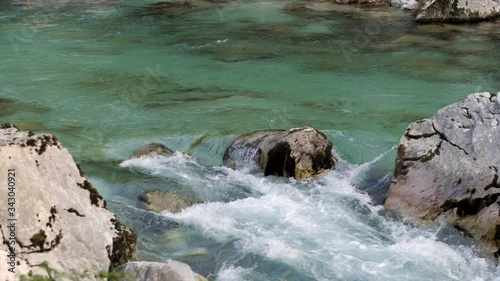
left=223, top=127, right=336, bottom=180
left=385, top=93, right=500, bottom=257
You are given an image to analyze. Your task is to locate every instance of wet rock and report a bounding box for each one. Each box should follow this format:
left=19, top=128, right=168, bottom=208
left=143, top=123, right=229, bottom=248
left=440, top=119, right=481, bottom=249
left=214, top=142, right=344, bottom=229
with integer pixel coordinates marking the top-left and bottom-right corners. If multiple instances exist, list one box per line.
left=284, top=1, right=403, bottom=22
left=385, top=93, right=500, bottom=257
left=130, top=142, right=174, bottom=159
left=223, top=127, right=336, bottom=180
left=0, top=124, right=136, bottom=280
left=0, top=98, right=49, bottom=117
left=138, top=191, right=199, bottom=213
left=141, top=1, right=201, bottom=17
left=415, top=0, right=500, bottom=23
left=375, top=34, right=447, bottom=51
left=117, top=260, right=207, bottom=281
left=0, top=98, right=17, bottom=117
left=285, top=1, right=388, bottom=15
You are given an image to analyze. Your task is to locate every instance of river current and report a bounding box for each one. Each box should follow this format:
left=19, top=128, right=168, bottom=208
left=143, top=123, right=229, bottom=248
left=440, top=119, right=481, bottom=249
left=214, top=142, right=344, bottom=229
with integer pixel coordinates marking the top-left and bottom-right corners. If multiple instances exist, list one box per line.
left=1, top=0, right=500, bottom=279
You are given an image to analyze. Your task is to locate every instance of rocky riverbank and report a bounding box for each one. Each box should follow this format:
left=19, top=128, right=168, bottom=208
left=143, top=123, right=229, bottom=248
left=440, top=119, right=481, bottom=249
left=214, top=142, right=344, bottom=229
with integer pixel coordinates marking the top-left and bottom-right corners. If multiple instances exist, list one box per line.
left=2, top=90, right=499, bottom=280
left=0, top=124, right=204, bottom=280
left=0, top=124, right=136, bottom=279
left=132, top=0, right=500, bottom=24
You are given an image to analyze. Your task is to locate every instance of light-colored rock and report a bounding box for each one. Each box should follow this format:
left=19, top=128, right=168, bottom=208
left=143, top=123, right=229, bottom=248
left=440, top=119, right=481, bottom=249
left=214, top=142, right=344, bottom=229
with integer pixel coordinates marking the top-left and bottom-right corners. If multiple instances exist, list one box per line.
left=129, top=142, right=174, bottom=159
left=118, top=260, right=207, bottom=281
left=333, top=0, right=390, bottom=4
left=391, top=0, right=420, bottom=10
left=0, top=124, right=136, bottom=280
left=223, top=127, right=336, bottom=180
left=385, top=93, right=500, bottom=257
left=138, top=191, right=199, bottom=213
left=415, top=0, right=500, bottom=23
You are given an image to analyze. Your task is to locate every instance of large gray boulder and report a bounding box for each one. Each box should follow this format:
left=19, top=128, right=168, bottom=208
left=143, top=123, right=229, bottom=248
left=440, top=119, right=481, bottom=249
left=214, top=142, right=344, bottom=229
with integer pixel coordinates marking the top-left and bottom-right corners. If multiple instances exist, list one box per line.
left=0, top=124, right=136, bottom=280
left=385, top=93, right=500, bottom=257
left=415, top=0, right=500, bottom=23
left=223, top=127, right=336, bottom=180
left=117, top=260, right=207, bottom=281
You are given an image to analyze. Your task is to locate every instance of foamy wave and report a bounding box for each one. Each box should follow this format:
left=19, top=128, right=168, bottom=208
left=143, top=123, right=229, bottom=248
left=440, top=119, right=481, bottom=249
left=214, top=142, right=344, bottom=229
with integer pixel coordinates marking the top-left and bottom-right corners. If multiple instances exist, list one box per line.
left=121, top=149, right=500, bottom=280
left=217, top=265, right=253, bottom=281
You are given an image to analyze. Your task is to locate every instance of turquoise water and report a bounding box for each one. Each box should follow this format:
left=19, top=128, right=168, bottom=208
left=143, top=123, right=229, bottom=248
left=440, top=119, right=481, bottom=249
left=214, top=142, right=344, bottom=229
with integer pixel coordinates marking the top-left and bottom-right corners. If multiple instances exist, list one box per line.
left=1, top=0, right=500, bottom=279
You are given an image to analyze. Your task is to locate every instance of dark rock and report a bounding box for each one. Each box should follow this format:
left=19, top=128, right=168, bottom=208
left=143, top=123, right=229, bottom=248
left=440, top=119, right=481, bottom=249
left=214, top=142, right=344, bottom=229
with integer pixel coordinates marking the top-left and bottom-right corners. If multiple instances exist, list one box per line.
left=284, top=0, right=391, bottom=16
left=109, top=218, right=137, bottom=271
left=223, top=127, right=336, bottom=180
left=142, top=1, right=199, bottom=17
left=385, top=93, right=500, bottom=257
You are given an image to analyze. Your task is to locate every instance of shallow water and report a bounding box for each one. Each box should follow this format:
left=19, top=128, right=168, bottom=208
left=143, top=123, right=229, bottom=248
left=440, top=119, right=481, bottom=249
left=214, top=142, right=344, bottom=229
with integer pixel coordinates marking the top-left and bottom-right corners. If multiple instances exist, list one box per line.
left=1, top=0, right=500, bottom=279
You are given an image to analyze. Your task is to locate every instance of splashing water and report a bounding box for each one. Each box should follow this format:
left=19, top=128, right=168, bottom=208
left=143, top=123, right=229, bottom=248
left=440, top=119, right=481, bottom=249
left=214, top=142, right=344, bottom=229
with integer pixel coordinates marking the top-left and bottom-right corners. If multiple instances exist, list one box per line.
left=2, top=0, right=500, bottom=279
left=120, top=151, right=500, bottom=281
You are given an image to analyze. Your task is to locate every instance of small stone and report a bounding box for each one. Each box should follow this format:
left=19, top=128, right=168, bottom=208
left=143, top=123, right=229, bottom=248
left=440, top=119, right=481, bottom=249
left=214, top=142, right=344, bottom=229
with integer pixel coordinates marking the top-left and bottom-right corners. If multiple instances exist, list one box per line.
left=138, top=191, right=199, bottom=213
left=129, top=143, right=174, bottom=159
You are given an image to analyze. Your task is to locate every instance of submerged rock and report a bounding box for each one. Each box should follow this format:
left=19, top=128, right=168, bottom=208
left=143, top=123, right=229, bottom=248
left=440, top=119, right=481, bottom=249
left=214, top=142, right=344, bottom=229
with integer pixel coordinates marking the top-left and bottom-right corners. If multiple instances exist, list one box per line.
left=130, top=142, right=174, bottom=159
left=284, top=1, right=390, bottom=16
left=223, top=127, right=336, bottom=180
left=384, top=93, right=500, bottom=257
left=138, top=191, right=199, bottom=213
left=142, top=1, right=198, bottom=17
left=117, top=260, right=207, bottom=281
left=0, top=124, right=136, bottom=280
left=415, top=0, right=500, bottom=23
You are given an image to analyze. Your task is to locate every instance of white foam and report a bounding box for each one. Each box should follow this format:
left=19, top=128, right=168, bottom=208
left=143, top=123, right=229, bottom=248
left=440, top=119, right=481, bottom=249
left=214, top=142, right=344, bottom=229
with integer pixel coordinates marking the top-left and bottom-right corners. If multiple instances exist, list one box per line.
left=120, top=151, right=202, bottom=170
left=123, top=151, right=500, bottom=280
left=348, top=145, right=397, bottom=183
left=217, top=265, right=252, bottom=281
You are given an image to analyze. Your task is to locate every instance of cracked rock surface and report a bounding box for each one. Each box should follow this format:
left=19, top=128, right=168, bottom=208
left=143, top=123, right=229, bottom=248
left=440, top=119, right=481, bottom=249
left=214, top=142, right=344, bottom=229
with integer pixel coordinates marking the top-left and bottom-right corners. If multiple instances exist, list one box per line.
left=223, top=127, right=336, bottom=180
left=385, top=93, right=500, bottom=257
left=0, top=124, right=136, bottom=280
left=416, top=0, right=500, bottom=23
